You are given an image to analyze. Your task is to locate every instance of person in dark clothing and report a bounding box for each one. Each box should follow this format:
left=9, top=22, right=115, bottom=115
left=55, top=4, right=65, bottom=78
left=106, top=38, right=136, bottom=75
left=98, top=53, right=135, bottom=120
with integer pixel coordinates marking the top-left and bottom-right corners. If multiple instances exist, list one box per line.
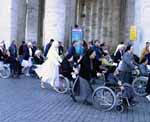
left=4, top=50, right=20, bottom=78
left=106, top=66, right=135, bottom=105
left=61, top=54, right=77, bottom=102
left=67, top=41, right=78, bottom=62
left=9, top=40, right=17, bottom=59
left=92, top=40, right=102, bottom=62
left=78, top=49, right=98, bottom=105
left=30, top=50, right=44, bottom=75
left=0, top=47, right=5, bottom=61
left=61, top=54, right=74, bottom=81
left=19, top=41, right=26, bottom=56
left=32, top=41, right=37, bottom=56
left=44, top=39, right=54, bottom=57
left=58, top=41, right=64, bottom=56
left=114, top=44, right=124, bottom=63
left=33, top=50, right=44, bottom=65
left=23, top=42, right=34, bottom=61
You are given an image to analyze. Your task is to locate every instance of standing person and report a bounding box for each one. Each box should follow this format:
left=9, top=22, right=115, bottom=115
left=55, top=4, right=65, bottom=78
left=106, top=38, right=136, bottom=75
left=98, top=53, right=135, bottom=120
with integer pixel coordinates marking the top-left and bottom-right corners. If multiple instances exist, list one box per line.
left=22, top=42, right=34, bottom=76
left=58, top=41, right=64, bottom=56
left=92, top=40, right=102, bottom=62
left=35, top=40, right=62, bottom=88
left=44, top=39, right=54, bottom=57
left=77, top=49, right=97, bottom=105
left=23, top=42, right=34, bottom=61
left=67, top=40, right=78, bottom=62
left=119, top=45, right=136, bottom=84
left=19, top=41, right=27, bottom=56
left=9, top=40, right=17, bottom=59
left=141, top=42, right=150, bottom=62
left=32, top=41, right=37, bottom=56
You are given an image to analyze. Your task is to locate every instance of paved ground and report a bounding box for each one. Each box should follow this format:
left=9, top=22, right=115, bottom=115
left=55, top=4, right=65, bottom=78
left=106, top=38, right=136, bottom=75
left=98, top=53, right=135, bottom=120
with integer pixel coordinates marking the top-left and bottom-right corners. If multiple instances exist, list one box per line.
left=0, top=76, right=150, bottom=122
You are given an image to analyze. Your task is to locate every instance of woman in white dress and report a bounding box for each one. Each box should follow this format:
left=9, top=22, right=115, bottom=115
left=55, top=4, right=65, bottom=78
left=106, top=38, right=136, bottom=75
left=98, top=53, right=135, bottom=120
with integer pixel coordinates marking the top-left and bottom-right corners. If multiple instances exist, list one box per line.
left=35, top=40, right=62, bottom=88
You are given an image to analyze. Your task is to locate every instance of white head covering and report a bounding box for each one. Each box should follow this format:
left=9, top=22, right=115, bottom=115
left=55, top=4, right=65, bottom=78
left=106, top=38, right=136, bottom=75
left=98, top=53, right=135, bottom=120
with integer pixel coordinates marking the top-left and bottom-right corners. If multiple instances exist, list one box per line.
left=114, top=44, right=125, bottom=56
left=35, top=49, right=41, bottom=56
left=27, top=42, right=32, bottom=47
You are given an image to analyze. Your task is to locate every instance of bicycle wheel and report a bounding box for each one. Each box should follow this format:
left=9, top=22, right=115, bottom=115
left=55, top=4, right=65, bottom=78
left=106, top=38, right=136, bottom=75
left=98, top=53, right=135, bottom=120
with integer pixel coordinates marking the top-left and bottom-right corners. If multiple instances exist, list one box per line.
left=92, top=86, right=116, bottom=111
left=53, top=75, right=70, bottom=94
left=0, top=66, right=11, bottom=79
left=132, top=76, right=148, bottom=97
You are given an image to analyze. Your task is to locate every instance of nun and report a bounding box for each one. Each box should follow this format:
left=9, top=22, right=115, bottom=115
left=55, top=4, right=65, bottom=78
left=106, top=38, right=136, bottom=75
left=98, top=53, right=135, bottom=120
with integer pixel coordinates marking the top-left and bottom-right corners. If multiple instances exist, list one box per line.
left=35, top=40, right=62, bottom=88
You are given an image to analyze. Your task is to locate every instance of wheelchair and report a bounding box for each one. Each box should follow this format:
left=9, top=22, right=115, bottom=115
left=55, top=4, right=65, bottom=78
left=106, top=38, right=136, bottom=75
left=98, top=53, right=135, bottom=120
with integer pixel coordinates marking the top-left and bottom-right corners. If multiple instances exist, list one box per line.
left=92, top=82, right=132, bottom=112
left=132, top=68, right=148, bottom=97
left=53, top=74, right=70, bottom=94
left=0, top=61, right=11, bottom=79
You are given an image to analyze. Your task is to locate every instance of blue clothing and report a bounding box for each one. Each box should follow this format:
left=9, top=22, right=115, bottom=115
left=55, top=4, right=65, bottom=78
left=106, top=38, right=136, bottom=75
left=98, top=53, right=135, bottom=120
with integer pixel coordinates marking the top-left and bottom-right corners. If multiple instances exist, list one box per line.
left=92, top=45, right=102, bottom=61
left=120, top=52, right=135, bottom=72
left=139, top=64, right=149, bottom=77
left=44, top=43, right=51, bottom=57
left=145, top=53, right=150, bottom=65
left=9, top=44, right=17, bottom=58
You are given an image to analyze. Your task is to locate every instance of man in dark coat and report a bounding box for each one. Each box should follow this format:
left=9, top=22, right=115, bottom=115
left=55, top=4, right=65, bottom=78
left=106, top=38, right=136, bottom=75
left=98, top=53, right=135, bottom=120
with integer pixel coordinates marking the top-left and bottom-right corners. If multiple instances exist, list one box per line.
left=44, top=39, right=54, bottom=57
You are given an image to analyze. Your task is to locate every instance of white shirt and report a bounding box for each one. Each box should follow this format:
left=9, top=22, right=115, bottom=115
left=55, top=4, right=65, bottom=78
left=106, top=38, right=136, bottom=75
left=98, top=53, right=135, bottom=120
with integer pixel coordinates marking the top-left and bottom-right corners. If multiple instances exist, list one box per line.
left=29, top=48, right=32, bottom=57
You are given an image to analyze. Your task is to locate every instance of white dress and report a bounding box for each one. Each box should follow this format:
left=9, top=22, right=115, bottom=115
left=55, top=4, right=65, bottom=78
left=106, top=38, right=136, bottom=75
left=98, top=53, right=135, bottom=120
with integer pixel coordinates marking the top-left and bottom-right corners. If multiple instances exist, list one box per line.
left=35, top=41, right=62, bottom=87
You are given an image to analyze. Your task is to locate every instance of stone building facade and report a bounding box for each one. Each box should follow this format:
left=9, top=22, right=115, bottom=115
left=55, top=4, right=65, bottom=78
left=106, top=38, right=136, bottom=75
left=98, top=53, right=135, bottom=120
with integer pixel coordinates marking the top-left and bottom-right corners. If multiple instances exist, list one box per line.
left=0, top=0, right=149, bottom=54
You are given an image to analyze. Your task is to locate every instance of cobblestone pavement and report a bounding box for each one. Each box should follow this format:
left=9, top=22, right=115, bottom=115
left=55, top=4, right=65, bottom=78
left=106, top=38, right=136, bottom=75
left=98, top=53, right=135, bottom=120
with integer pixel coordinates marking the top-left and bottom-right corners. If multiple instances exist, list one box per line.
left=0, top=76, right=150, bottom=122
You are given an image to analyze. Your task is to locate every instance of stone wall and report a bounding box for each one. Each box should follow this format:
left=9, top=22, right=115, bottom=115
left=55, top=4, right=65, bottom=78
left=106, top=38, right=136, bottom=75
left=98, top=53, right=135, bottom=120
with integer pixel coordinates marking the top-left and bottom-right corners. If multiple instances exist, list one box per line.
left=25, top=0, right=40, bottom=42
left=0, top=0, right=11, bottom=48
left=11, top=0, right=27, bottom=45
left=43, top=0, right=67, bottom=46
left=77, top=0, right=121, bottom=51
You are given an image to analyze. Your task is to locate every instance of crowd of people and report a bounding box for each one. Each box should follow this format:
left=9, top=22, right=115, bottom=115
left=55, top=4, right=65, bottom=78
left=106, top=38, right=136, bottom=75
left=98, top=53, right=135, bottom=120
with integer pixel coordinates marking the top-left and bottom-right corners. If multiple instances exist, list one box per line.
left=0, top=39, right=150, bottom=106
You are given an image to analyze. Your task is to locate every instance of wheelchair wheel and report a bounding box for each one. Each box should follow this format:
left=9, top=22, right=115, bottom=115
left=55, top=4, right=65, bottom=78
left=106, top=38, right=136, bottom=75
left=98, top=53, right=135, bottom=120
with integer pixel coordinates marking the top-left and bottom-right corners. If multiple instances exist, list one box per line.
left=116, top=105, right=124, bottom=113
left=53, top=75, right=70, bottom=94
left=132, top=76, right=148, bottom=97
left=92, top=86, right=116, bottom=111
left=0, top=65, right=11, bottom=79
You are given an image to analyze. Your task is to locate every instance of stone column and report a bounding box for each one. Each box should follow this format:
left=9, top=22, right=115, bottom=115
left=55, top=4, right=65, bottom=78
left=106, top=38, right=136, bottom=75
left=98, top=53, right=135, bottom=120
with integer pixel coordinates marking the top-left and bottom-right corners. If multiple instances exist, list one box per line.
left=111, top=0, right=120, bottom=49
left=64, top=0, right=77, bottom=47
left=0, top=0, right=11, bottom=48
left=100, top=0, right=108, bottom=42
left=124, top=0, right=135, bottom=43
left=43, top=0, right=67, bottom=46
left=25, top=0, right=40, bottom=42
left=11, top=0, right=27, bottom=45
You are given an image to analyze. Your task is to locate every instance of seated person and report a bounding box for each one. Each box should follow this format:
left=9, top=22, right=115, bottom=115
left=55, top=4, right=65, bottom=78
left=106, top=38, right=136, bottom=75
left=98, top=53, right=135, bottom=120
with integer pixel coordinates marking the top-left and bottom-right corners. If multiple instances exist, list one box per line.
left=106, top=66, right=136, bottom=105
left=4, top=50, right=20, bottom=78
left=29, top=50, right=44, bottom=75
left=139, top=57, right=150, bottom=77
left=61, top=54, right=75, bottom=81
left=61, top=54, right=77, bottom=102
left=0, top=44, right=5, bottom=62
left=139, top=57, right=150, bottom=102
left=33, top=50, right=44, bottom=65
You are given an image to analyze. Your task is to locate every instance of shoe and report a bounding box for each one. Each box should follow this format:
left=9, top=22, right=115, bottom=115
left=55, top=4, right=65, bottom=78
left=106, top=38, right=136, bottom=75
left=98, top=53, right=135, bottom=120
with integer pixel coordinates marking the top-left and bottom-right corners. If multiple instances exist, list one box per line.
left=146, top=95, right=150, bottom=102
left=25, top=73, right=30, bottom=77
left=83, top=100, right=92, bottom=106
left=70, top=94, right=77, bottom=102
